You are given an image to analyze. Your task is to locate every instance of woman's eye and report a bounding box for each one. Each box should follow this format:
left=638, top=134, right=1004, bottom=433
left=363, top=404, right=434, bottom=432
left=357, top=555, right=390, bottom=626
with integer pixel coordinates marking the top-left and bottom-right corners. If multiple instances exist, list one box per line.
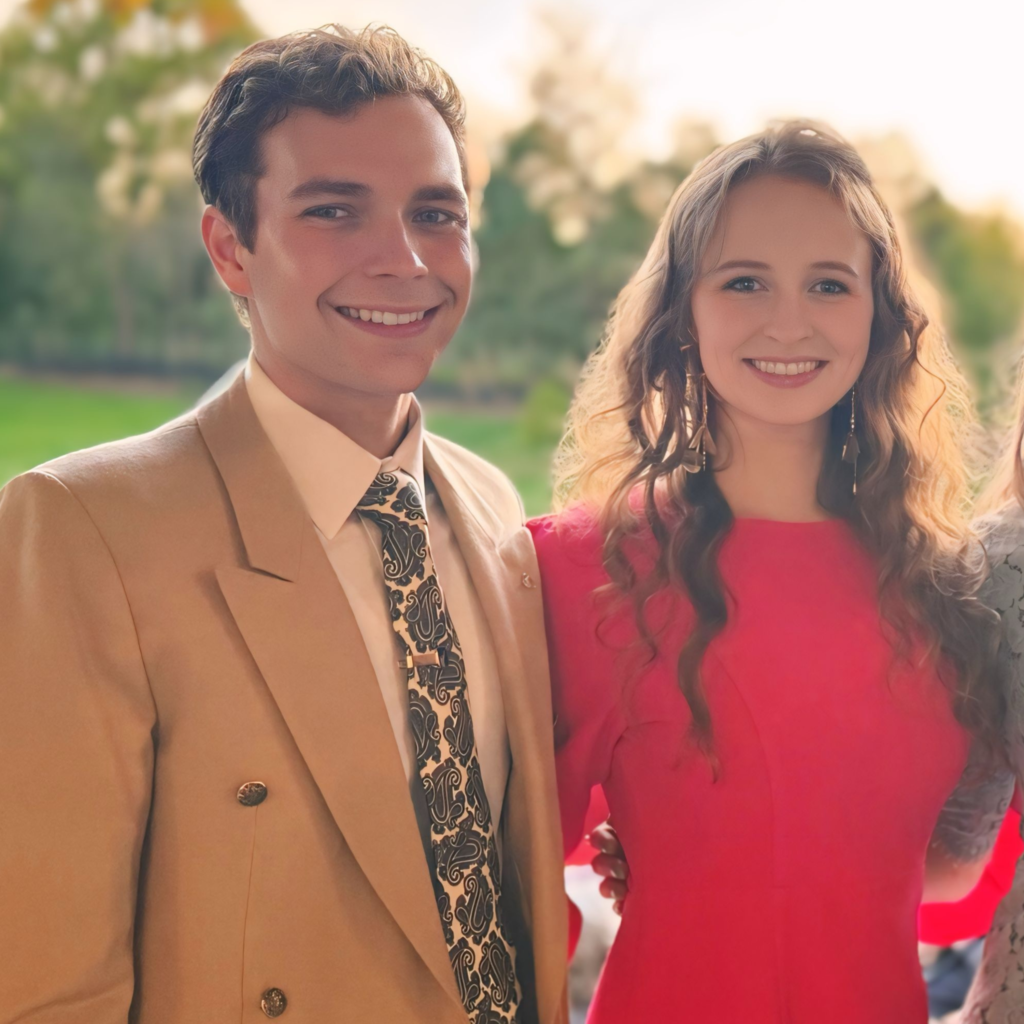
left=814, top=279, right=848, bottom=295
left=724, top=276, right=761, bottom=292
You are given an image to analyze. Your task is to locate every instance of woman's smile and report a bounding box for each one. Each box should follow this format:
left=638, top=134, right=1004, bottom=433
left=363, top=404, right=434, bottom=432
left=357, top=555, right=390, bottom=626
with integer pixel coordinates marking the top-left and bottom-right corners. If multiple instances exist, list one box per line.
left=744, top=357, right=828, bottom=388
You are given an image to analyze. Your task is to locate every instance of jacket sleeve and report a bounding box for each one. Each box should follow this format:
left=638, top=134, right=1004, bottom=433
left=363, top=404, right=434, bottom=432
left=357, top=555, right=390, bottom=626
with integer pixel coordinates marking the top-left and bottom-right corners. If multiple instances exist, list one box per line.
left=0, top=471, right=157, bottom=1023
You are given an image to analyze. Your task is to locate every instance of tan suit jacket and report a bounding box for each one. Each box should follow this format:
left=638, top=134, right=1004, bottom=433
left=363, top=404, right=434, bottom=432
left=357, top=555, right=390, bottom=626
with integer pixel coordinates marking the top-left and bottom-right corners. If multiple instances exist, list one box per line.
left=0, top=375, right=568, bottom=1024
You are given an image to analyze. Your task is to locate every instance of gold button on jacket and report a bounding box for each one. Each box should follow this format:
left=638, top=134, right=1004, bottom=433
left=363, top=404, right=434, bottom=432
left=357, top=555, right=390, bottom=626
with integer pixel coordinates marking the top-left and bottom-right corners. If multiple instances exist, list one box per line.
left=260, top=988, right=287, bottom=1018
left=236, top=781, right=268, bottom=806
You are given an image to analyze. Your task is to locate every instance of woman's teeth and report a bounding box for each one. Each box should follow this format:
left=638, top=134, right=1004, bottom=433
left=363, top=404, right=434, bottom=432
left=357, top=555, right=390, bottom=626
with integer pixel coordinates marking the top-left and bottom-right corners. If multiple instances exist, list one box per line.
left=751, top=359, right=821, bottom=376
left=340, top=307, right=428, bottom=325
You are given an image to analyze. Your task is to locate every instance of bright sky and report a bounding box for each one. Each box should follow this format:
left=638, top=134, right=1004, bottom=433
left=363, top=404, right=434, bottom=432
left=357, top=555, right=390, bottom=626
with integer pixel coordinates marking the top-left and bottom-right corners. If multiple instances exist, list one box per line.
left=3, top=0, right=1023, bottom=219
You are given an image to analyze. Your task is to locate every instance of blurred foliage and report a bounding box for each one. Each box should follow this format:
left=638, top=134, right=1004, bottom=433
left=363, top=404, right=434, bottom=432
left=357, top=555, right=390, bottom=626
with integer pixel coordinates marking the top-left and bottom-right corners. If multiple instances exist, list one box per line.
left=0, top=0, right=255, bottom=373
left=907, top=188, right=1024, bottom=402
left=437, top=12, right=697, bottom=397
left=0, top=1, right=1022, bottom=412
left=518, top=376, right=573, bottom=448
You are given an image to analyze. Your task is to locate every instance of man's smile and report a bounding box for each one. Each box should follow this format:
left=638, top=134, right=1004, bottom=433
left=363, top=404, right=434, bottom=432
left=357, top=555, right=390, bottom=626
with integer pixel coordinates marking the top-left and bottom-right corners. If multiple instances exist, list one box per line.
left=332, top=302, right=442, bottom=337
left=335, top=304, right=435, bottom=324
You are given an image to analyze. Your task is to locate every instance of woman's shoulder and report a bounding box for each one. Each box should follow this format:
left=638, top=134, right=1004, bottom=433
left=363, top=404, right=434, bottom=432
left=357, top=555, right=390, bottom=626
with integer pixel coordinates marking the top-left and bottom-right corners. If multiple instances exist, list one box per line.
left=527, top=504, right=607, bottom=571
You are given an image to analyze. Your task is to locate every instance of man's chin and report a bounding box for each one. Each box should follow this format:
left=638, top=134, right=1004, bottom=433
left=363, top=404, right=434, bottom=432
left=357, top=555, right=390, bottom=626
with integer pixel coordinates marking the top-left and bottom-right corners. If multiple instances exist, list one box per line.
left=333, top=355, right=439, bottom=400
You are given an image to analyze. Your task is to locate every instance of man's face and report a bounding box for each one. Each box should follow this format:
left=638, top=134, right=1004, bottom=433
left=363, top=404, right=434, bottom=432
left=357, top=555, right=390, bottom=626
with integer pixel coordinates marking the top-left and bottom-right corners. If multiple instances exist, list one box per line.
left=235, top=96, right=472, bottom=398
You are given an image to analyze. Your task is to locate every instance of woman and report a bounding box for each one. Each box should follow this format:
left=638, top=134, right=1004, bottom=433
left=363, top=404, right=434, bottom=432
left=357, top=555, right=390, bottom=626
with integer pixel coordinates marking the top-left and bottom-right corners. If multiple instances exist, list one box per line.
left=528, top=121, right=1007, bottom=1022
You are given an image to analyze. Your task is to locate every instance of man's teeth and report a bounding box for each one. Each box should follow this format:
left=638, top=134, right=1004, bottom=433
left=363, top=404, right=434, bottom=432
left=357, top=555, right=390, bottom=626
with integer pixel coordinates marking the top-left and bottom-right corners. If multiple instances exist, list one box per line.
left=340, top=307, right=427, bottom=325
left=752, top=359, right=822, bottom=376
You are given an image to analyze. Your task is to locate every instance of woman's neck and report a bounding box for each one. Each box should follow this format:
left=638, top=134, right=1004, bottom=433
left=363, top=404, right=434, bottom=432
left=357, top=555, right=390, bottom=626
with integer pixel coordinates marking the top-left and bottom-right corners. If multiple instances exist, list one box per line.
left=710, top=408, right=832, bottom=523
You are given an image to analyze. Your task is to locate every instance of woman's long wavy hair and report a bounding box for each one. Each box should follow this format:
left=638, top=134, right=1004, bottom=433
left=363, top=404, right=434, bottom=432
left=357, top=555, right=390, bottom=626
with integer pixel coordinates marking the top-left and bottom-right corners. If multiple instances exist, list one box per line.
left=555, top=120, right=1007, bottom=771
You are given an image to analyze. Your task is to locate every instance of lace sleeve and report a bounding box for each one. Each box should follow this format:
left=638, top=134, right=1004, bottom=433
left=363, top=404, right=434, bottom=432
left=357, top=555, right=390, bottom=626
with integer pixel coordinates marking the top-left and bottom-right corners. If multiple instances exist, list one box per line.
left=959, top=510, right=1024, bottom=1022
left=931, top=754, right=1014, bottom=863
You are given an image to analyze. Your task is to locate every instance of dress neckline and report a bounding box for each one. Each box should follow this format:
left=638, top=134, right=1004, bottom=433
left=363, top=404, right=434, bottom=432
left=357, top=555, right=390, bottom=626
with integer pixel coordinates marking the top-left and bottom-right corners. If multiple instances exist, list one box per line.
left=731, top=516, right=848, bottom=528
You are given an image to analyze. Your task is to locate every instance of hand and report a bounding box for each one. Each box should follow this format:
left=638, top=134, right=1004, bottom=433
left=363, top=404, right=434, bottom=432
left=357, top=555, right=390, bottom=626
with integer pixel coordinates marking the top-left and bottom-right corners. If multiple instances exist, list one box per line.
left=588, top=820, right=629, bottom=915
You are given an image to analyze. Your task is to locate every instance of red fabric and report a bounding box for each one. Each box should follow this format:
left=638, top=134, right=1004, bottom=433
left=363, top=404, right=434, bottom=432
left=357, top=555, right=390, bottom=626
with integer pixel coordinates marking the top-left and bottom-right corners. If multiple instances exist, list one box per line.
left=530, top=510, right=970, bottom=1024
left=565, top=787, right=610, bottom=866
left=565, top=787, right=611, bottom=958
left=918, top=806, right=1023, bottom=945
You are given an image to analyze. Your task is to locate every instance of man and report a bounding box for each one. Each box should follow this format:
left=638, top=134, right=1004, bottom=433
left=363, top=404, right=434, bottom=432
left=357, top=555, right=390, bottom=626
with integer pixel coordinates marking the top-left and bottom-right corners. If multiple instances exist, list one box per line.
left=0, top=25, right=568, bottom=1024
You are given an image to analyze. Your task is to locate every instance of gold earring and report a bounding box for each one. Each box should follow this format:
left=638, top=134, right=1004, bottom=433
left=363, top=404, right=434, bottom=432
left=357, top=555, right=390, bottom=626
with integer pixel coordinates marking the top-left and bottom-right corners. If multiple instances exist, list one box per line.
left=685, top=372, right=716, bottom=472
left=841, top=383, right=860, bottom=495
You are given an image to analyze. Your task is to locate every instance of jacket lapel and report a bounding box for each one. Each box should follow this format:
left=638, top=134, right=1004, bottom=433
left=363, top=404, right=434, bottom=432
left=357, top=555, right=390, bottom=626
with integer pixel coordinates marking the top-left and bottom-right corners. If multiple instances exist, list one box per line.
left=196, top=378, right=462, bottom=1010
left=424, top=438, right=569, bottom=1024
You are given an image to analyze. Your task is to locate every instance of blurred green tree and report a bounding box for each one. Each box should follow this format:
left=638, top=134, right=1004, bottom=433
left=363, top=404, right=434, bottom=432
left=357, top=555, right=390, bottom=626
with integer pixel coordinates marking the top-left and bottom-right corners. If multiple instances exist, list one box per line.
left=907, top=188, right=1024, bottom=405
left=0, top=0, right=255, bottom=373
left=440, top=9, right=717, bottom=397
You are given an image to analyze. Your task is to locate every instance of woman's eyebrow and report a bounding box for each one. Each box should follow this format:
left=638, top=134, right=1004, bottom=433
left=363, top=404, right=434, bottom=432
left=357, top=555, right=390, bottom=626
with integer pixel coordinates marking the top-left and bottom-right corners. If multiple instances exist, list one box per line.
left=709, top=258, right=859, bottom=277
left=710, top=259, right=771, bottom=273
left=810, top=260, right=859, bottom=277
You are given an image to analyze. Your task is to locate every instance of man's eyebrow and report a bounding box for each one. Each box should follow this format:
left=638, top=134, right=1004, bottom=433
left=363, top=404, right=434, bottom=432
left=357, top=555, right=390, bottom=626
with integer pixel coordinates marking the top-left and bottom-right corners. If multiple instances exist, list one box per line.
left=412, top=184, right=468, bottom=206
left=286, top=179, right=372, bottom=201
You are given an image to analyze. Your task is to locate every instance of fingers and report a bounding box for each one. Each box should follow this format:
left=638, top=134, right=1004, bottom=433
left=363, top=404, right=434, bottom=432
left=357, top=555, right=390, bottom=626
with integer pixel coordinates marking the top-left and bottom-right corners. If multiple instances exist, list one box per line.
left=591, top=852, right=629, bottom=882
left=587, top=817, right=628, bottom=917
left=598, top=877, right=628, bottom=901
left=588, top=824, right=624, bottom=858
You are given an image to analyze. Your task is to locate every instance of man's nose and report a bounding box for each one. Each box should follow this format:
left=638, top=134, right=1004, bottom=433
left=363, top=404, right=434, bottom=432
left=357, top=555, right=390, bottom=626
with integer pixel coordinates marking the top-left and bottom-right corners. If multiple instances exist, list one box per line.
left=362, top=217, right=428, bottom=278
left=763, top=292, right=814, bottom=345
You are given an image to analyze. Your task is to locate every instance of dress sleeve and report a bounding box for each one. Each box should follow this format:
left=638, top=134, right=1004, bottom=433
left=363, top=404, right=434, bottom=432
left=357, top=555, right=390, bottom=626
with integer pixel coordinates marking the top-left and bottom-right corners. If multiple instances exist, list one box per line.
left=527, top=513, right=628, bottom=859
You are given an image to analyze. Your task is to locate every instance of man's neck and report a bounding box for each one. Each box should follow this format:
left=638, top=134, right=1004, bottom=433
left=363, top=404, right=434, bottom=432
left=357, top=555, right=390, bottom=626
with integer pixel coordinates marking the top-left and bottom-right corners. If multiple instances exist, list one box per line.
left=711, top=408, right=831, bottom=522
left=253, top=349, right=413, bottom=459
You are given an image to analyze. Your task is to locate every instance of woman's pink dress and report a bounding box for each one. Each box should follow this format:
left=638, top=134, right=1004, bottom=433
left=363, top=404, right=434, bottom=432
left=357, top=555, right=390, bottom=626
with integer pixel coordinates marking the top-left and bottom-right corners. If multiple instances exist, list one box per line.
left=528, top=510, right=970, bottom=1023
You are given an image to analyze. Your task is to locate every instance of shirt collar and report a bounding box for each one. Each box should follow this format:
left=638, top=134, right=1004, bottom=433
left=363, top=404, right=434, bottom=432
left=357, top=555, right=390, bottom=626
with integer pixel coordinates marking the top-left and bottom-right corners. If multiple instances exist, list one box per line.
left=244, top=352, right=427, bottom=540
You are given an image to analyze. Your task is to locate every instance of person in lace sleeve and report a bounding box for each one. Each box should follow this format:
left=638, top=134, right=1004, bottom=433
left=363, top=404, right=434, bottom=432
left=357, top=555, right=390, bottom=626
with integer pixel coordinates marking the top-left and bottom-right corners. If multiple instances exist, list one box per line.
left=958, top=455, right=1024, bottom=1021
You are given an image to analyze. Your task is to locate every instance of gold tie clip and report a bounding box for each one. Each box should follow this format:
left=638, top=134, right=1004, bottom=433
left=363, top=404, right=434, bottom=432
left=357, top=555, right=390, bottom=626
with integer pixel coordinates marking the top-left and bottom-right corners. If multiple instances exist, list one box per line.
left=399, top=649, right=442, bottom=670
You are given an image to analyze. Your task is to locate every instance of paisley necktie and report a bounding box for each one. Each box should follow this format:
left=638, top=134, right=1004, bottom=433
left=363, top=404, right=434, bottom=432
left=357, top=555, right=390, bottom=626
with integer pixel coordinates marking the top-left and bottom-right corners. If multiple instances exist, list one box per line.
left=356, top=469, right=521, bottom=1024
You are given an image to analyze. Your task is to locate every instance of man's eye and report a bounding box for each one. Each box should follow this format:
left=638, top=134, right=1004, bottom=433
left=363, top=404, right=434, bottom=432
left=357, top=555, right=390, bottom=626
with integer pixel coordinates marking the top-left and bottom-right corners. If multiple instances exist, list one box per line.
left=725, top=277, right=760, bottom=292
left=814, top=279, right=848, bottom=295
left=305, top=206, right=350, bottom=219
left=415, top=209, right=462, bottom=225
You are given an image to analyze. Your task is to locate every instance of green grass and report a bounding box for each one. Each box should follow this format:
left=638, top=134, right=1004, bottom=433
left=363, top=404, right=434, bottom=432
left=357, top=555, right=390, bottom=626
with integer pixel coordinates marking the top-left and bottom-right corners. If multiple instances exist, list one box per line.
left=0, top=378, right=557, bottom=517
left=425, top=408, right=555, bottom=517
left=0, top=377, right=203, bottom=487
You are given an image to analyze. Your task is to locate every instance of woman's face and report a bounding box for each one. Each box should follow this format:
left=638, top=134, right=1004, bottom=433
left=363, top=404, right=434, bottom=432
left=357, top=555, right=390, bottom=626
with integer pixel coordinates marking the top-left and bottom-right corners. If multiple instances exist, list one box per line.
left=690, top=174, right=874, bottom=434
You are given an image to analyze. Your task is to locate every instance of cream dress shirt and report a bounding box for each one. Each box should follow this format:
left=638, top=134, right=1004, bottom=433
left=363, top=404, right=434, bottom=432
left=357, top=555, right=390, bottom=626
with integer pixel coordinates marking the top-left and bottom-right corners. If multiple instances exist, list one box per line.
left=245, top=355, right=510, bottom=852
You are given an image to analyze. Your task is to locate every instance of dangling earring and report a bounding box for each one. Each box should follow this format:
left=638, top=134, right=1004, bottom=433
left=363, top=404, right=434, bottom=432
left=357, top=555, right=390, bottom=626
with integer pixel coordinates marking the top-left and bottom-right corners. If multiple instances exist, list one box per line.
left=841, top=383, right=860, bottom=495
left=685, top=372, right=717, bottom=472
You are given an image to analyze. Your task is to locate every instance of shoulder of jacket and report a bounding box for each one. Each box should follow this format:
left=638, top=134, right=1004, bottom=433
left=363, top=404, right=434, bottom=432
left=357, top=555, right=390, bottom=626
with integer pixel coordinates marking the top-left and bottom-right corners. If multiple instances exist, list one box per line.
left=425, top=432, right=525, bottom=528
left=13, top=414, right=204, bottom=506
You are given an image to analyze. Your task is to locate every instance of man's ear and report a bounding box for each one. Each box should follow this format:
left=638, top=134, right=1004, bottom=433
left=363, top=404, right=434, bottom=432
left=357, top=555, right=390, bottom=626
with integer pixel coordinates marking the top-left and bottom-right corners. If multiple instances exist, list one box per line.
left=201, top=206, right=253, bottom=298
